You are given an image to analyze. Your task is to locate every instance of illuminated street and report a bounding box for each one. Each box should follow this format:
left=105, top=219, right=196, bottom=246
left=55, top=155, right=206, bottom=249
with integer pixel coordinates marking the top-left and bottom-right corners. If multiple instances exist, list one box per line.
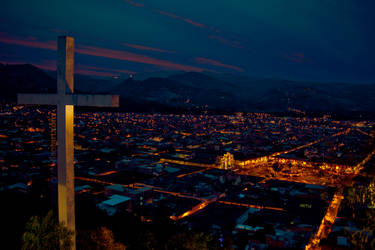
left=1, top=105, right=374, bottom=249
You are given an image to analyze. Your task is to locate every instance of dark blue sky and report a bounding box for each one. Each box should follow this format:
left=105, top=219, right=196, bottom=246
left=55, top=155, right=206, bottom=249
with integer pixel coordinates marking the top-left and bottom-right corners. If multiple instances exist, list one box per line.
left=1, top=0, right=374, bottom=82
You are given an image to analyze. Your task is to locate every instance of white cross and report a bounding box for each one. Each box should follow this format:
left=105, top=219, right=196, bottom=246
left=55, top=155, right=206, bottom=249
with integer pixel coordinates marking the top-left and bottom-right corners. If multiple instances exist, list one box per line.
left=18, top=36, right=119, bottom=249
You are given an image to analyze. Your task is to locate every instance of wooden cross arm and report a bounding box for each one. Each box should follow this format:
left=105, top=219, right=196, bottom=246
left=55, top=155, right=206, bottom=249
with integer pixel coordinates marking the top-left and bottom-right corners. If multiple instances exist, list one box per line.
left=18, top=93, right=59, bottom=105
left=72, top=94, right=119, bottom=107
left=18, top=93, right=120, bottom=107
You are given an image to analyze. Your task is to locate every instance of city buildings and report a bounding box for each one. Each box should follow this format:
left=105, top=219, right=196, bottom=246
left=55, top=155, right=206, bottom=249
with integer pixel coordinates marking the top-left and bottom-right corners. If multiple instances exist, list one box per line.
left=1, top=104, right=374, bottom=248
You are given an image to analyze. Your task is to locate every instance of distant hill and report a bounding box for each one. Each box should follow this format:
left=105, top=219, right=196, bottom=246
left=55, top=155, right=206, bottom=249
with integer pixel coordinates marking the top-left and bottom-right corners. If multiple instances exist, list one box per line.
left=110, top=71, right=375, bottom=114
left=0, top=63, right=56, bottom=101
left=1, top=63, right=375, bottom=114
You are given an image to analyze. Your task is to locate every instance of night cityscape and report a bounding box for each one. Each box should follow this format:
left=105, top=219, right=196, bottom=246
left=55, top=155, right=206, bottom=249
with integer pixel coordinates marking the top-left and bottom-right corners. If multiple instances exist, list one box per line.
left=1, top=1, right=375, bottom=249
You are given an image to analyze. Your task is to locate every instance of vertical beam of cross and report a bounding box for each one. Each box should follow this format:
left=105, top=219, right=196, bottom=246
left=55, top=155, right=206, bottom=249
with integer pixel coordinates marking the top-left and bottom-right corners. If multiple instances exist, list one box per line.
left=17, top=36, right=119, bottom=249
left=57, top=36, right=76, bottom=248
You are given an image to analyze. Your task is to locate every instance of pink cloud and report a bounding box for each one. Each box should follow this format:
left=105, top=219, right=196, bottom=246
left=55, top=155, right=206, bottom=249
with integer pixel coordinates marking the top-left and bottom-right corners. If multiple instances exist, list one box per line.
left=293, top=53, right=304, bottom=58
left=124, top=0, right=144, bottom=7
left=156, top=9, right=206, bottom=29
left=0, top=33, right=206, bottom=72
left=122, top=43, right=171, bottom=53
left=156, top=10, right=180, bottom=19
left=76, top=64, right=136, bottom=75
left=76, top=68, right=118, bottom=77
left=0, top=59, right=56, bottom=71
left=195, top=57, right=244, bottom=72
left=0, top=59, right=129, bottom=77
left=209, top=35, right=243, bottom=49
left=183, top=18, right=206, bottom=28
left=155, top=9, right=243, bottom=51
left=42, top=60, right=136, bottom=76
left=27, top=59, right=57, bottom=71
left=281, top=52, right=313, bottom=63
left=76, top=44, right=204, bottom=72
left=0, top=33, right=56, bottom=50
left=123, top=3, right=207, bottom=29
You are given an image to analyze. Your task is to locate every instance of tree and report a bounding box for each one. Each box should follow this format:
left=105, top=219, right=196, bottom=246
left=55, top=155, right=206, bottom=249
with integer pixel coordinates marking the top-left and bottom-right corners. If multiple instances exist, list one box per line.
left=137, top=229, right=157, bottom=250
left=346, top=180, right=375, bottom=249
left=77, top=226, right=126, bottom=250
left=21, top=210, right=73, bottom=250
left=165, top=231, right=218, bottom=250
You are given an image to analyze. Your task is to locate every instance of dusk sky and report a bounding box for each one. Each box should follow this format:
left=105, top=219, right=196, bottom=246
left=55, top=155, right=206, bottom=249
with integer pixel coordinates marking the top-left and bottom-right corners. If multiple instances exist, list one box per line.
left=1, top=0, right=374, bottom=82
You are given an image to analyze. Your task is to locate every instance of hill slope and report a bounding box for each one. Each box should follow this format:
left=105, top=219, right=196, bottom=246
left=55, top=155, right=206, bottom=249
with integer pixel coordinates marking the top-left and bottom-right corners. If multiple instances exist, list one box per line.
left=1, top=63, right=374, bottom=114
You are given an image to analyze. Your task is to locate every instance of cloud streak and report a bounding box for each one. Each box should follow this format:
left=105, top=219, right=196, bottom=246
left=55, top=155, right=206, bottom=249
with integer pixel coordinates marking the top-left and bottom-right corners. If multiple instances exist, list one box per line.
left=76, top=44, right=204, bottom=72
left=209, top=35, right=243, bottom=49
left=182, top=18, right=206, bottom=28
left=122, top=43, right=171, bottom=53
left=156, top=10, right=206, bottom=29
left=195, top=57, right=244, bottom=72
left=0, top=33, right=56, bottom=50
left=0, top=33, right=206, bottom=72
left=76, top=64, right=135, bottom=75
left=123, top=1, right=207, bottom=29
left=156, top=10, right=179, bottom=19
left=124, top=0, right=144, bottom=8
left=281, top=52, right=313, bottom=63
left=0, top=59, right=132, bottom=77
left=0, top=59, right=55, bottom=72
left=122, top=1, right=243, bottom=50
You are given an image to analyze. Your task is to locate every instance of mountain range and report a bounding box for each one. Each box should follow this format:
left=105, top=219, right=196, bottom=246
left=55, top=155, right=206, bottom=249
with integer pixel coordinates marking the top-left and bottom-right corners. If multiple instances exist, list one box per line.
left=1, top=63, right=375, bottom=115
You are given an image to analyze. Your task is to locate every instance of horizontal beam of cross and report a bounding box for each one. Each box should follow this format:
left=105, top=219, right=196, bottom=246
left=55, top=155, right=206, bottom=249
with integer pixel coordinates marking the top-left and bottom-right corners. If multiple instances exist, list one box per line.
left=18, top=93, right=120, bottom=107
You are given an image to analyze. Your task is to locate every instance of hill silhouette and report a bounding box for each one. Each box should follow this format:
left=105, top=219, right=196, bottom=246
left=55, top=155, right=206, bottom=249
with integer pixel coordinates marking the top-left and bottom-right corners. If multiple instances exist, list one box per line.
left=1, top=63, right=374, bottom=115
